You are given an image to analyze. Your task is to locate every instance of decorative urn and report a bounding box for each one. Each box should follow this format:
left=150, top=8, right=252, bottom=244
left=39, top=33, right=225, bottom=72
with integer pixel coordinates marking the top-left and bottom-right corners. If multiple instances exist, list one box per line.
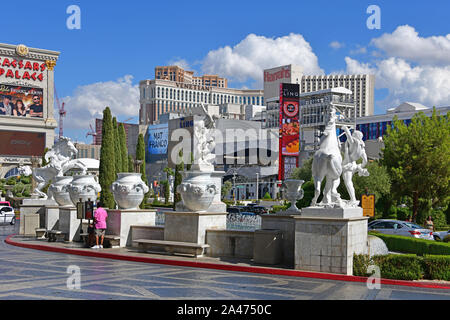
left=48, top=176, right=73, bottom=206
left=177, top=171, right=217, bottom=212
left=111, top=173, right=149, bottom=210
left=68, top=175, right=102, bottom=205
left=281, top=179, right=305, bottom=213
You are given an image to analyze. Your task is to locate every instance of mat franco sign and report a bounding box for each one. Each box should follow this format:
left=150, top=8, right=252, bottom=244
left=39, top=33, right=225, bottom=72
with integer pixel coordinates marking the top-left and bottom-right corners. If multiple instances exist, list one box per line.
left=361, top=194, right=375, bottom=217
left=278, top=83, right=300, bottom=181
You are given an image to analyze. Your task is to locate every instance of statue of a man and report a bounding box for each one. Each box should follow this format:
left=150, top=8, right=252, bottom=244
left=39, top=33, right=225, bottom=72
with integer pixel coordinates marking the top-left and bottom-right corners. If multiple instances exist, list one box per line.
left=341, top=126, right=369, bottom=206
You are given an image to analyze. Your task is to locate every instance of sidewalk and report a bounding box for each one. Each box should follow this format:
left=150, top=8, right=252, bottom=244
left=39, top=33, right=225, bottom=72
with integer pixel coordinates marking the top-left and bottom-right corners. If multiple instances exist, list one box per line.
left=6, top=234, right=450, bottom=290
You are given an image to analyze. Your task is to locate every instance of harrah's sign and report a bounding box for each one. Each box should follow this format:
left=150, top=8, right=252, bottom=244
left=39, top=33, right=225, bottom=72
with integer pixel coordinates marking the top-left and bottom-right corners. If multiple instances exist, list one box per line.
left=0, top=56, right=46, bottom=82
left=264, top=67, right=290, bottom=83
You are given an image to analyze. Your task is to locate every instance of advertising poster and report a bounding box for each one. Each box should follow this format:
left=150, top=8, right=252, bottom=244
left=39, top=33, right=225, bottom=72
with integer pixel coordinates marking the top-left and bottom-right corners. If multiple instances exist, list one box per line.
left=0, top=130, right=46, bottom=156
left=0, top=84, right=44, bottom=118
left=278, top=83, right=300, bottom=181
left=147, top=123, right=168, bottom=155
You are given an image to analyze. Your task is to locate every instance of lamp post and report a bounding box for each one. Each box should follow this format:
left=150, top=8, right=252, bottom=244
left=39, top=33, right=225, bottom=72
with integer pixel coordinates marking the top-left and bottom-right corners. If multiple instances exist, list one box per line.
left=256, top=173, right=259, bottom=202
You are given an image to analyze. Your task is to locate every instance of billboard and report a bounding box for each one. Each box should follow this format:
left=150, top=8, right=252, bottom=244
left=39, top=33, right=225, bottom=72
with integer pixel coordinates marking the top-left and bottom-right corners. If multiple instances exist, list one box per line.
left=0, top=130, right=46, bottom=156
left=147, top=123, right=168, bottom=155
left=0, top=84, right=44, bottom=118
left=279, top=83, right=300, bottom=181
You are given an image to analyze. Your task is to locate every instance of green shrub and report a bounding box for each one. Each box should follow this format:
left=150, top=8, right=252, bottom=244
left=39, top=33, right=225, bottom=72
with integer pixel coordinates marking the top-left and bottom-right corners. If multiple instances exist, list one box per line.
left=353, top=254, right=373, bottom=277
left=422, top=255, right=450, bottom=281
left=6, top=178, right=16, bottom=186
left=372, top=254, right=424, bottom=280
left=271, top=204, right=289, bottom=213
left=263, top=192, right=272, bottom=200
left=396, top=206, right=412, bottom=221
left=368, top=232, right=450, bottom=255
left=444, top=235, right=450, bottom=243
left=431, top=209, right=448, bottom=230
left=385, top=206, right=397, bottom=219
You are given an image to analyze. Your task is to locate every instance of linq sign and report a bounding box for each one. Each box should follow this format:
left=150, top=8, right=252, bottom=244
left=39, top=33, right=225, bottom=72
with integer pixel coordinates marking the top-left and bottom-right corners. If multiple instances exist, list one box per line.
left=0, top=57, right=46, bottom=82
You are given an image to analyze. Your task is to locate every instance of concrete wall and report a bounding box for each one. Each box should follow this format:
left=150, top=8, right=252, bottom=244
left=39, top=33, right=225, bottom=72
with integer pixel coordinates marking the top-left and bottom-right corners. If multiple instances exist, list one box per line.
left=206, top=229, right=254, bottom=258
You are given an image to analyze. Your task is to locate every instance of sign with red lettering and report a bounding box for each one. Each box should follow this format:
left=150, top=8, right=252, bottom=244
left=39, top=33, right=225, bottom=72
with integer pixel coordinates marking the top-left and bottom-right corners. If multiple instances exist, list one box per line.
left=0, top=56, right=46, bottom=82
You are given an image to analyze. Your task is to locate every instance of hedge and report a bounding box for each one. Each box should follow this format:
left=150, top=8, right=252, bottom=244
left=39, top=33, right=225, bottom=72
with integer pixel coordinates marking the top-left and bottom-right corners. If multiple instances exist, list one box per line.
left=368, top=232, right=450, bottom=255
left=354, top=254, right=450, bottom=281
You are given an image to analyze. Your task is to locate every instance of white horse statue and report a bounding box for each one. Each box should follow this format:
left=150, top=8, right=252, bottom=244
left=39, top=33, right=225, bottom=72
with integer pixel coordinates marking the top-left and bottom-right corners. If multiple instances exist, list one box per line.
left=18, top=137, right=88, bottom=199
left=311, top=106, right=343, bottom=207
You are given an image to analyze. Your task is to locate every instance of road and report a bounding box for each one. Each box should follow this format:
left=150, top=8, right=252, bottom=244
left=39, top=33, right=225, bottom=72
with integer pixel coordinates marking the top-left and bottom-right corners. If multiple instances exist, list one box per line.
left=0, top=223, right=449, bottom=301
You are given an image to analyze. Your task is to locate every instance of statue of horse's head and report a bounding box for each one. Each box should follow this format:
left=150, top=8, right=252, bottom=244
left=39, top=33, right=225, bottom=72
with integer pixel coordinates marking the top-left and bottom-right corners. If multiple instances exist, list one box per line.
left=54, top=137, right=78, bottom=158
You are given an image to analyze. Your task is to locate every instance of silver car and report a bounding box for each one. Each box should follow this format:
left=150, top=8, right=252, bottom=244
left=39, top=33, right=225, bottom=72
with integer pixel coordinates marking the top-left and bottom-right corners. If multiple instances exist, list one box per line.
left=0, top=206, right=16, bottom=225
left=433, top=229, right=450, bottom=241
left=368, top=219, right=434, bottom=240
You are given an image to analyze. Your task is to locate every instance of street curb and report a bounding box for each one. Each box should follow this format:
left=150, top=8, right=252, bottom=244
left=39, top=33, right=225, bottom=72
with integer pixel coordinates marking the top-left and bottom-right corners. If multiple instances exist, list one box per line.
left=5, top=234, right=450, bottom=290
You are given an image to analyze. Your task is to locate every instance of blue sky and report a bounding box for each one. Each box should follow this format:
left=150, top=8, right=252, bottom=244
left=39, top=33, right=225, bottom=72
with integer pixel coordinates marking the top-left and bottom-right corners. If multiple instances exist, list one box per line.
left=2, top=0, right=450, bottom=142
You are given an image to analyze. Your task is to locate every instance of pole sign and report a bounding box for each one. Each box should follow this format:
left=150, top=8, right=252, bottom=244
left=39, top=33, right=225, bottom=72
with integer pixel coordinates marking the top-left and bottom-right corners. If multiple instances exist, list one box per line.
left=278, top=83, right=300, bottom=181
left=85, top=200, right=94, bottom=220
left=76, top=200, right=85, bottom=220
left=361, top=194, right=375, bottom=217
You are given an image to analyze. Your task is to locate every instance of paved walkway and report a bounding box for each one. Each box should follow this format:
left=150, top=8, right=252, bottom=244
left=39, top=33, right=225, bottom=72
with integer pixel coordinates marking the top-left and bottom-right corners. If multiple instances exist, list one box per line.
left=1, top=224, right=450, bottom=300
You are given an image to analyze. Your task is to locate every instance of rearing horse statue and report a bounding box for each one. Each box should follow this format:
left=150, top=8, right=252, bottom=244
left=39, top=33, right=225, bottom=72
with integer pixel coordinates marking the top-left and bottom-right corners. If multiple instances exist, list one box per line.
left=310, top=106, right=343, bottom=207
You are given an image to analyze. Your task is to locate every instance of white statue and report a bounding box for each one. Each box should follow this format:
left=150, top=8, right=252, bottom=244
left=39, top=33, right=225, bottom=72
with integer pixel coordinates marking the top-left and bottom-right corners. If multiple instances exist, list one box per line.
left=311, top=106, right=343, bottom=207
left=193, top=103, right=218, bottom=172
left=19, top=137, right=88, bottom=199
left=341, top=126, right=369, bottom=206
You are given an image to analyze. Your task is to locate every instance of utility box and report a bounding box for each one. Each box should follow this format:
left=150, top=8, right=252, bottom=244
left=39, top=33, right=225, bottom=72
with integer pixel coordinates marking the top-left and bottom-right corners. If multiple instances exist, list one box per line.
left=253, top=229, right=283, bottom=265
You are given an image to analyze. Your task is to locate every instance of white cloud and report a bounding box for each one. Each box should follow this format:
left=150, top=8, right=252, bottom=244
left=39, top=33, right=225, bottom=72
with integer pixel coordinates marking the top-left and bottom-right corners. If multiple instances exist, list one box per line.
left=167, top=58, right=191, bottom=70
left=371, top=25, right=450, bottom=66
left=201, top=33, right=324, bottom=87
left=329, top=41, right=345, bottom=50
left=349, top=46, right=367, bottom=55
left=345, top=57, right=450, bottom=108
left=61, top=75, right=139, bottom=130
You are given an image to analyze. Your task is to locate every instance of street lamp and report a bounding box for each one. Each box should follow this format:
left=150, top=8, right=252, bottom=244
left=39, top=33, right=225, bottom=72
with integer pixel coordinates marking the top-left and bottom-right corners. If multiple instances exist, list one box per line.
left=256, top=172, right=259, bottom=202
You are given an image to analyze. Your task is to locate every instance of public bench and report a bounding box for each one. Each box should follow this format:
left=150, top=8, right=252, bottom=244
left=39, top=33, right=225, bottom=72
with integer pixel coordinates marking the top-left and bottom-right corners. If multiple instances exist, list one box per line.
left=133, top=239, right=210, bottom=258
left=35, top=228, right=47, bottom=239
left=47, top=230, right=65, bottom=242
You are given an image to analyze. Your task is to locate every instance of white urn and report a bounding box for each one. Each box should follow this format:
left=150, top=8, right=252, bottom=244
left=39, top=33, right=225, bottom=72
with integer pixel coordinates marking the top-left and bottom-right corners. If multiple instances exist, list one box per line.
left=111, top=173, right=149, bottom=210
left=177, top=171, right=217, bottom=212
left=282, top=179, right=305, bottom=213
left=68, top=175, right=102, bottom=205
left=48, top=176, right=73, bottom=207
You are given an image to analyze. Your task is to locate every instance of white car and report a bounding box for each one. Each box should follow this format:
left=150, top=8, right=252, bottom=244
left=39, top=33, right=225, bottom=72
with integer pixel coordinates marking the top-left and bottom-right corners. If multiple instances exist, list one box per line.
left=433, top=229, right=450, bottom=241
left=0, top=206, right=16, bottom=225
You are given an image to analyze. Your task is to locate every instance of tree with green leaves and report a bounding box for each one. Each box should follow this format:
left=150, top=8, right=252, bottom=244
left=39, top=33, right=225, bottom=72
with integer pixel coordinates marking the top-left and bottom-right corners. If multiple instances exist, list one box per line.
left=381, top=108, right=450, bottom=222
left=222, top=180, right=232, bottom=199
left=173, top=149, right=184, bottom=210
left=99, top=107, right=116, bottom=209
left=118, top=123, right=128, bottom=172
left=112, top=117, right=122, bottom=176
left=136, top=133, right=148, bottom=208
left=128, top=155, right=134, bottom=172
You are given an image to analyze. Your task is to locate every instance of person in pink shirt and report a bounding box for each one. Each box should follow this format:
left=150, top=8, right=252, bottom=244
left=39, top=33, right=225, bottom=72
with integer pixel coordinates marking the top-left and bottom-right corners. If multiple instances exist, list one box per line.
left=92, top=201, right=108, bottom=249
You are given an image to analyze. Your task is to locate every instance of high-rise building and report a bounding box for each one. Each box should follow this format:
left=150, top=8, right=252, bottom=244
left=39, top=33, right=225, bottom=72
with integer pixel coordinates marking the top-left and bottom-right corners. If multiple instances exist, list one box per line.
left=139, top=79, right=264, bottom=125
left=154, top=66, right=227, bottom=88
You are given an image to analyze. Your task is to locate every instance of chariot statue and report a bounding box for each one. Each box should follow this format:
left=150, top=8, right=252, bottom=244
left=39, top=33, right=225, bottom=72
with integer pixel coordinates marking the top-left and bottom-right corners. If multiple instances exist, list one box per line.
left=18, top=137, right=88, bottom=199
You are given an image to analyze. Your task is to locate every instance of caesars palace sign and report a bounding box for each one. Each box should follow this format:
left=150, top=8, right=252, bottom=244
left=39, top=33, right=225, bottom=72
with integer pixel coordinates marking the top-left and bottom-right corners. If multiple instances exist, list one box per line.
left=0, top=57, right=46, bottom=82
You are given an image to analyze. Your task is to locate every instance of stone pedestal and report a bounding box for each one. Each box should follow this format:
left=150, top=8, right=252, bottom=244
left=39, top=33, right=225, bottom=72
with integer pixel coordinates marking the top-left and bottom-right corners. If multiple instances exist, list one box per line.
left=164, top=211, right=227, bottom=244
left=22, top=214, right=40, bottom=236
left=261, top=213, right=299, bottom=267
left=45, top=206, right=60, bottom=231
left=294, top=207, right=368, bottom=275
left=19, top=199, right=57, bottom=234
left=59, top=207, right=81, bottom=242
left=106, top=209, right=156, bottom=247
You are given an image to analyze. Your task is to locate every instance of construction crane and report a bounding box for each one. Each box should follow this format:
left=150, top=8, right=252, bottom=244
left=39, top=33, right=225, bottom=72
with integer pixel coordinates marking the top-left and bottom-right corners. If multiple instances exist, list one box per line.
left=86, top=124, right=97, bottom=144
left=122, top=117, right=135, bottom=123
left=55, top=88, right=66, bottom=139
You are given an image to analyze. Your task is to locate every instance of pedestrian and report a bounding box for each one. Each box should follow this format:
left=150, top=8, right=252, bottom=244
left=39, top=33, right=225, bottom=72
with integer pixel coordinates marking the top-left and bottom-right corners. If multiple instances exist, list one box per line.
left=92, top=201, right=108, bottom=249
left=425, top=216, right=434, bottom=231
left=406, top=216, right=412, bottom=222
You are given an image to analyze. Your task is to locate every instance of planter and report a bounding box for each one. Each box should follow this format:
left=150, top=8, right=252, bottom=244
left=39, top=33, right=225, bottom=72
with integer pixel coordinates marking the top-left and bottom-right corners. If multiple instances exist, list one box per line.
left=48, top=176, right=73, bottom=207
left=111, top=173, right=149, bottom=210
left=68, top=175, right=101, bottom=205
left=282, top=179, right=305, bottom=213
left=177, top=171, right=217, bottom=212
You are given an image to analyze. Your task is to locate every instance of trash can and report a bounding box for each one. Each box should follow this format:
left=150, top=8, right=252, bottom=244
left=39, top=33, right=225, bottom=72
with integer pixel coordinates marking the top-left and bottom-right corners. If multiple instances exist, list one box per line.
left=253, top=229, right=283, bottom=265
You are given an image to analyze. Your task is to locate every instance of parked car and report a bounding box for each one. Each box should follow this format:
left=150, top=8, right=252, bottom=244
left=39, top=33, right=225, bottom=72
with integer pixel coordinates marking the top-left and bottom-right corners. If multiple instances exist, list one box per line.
left=0, top=201, right=11, bottom=207
left=368, top=219, right=434, bottom=240
left=0, top=206, right=16, bottom=225
left=227, top=207, right=244, bottom=214
left=433, top=229, right=450, bottom=241
left=244, top=205, right=268, bottom=215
